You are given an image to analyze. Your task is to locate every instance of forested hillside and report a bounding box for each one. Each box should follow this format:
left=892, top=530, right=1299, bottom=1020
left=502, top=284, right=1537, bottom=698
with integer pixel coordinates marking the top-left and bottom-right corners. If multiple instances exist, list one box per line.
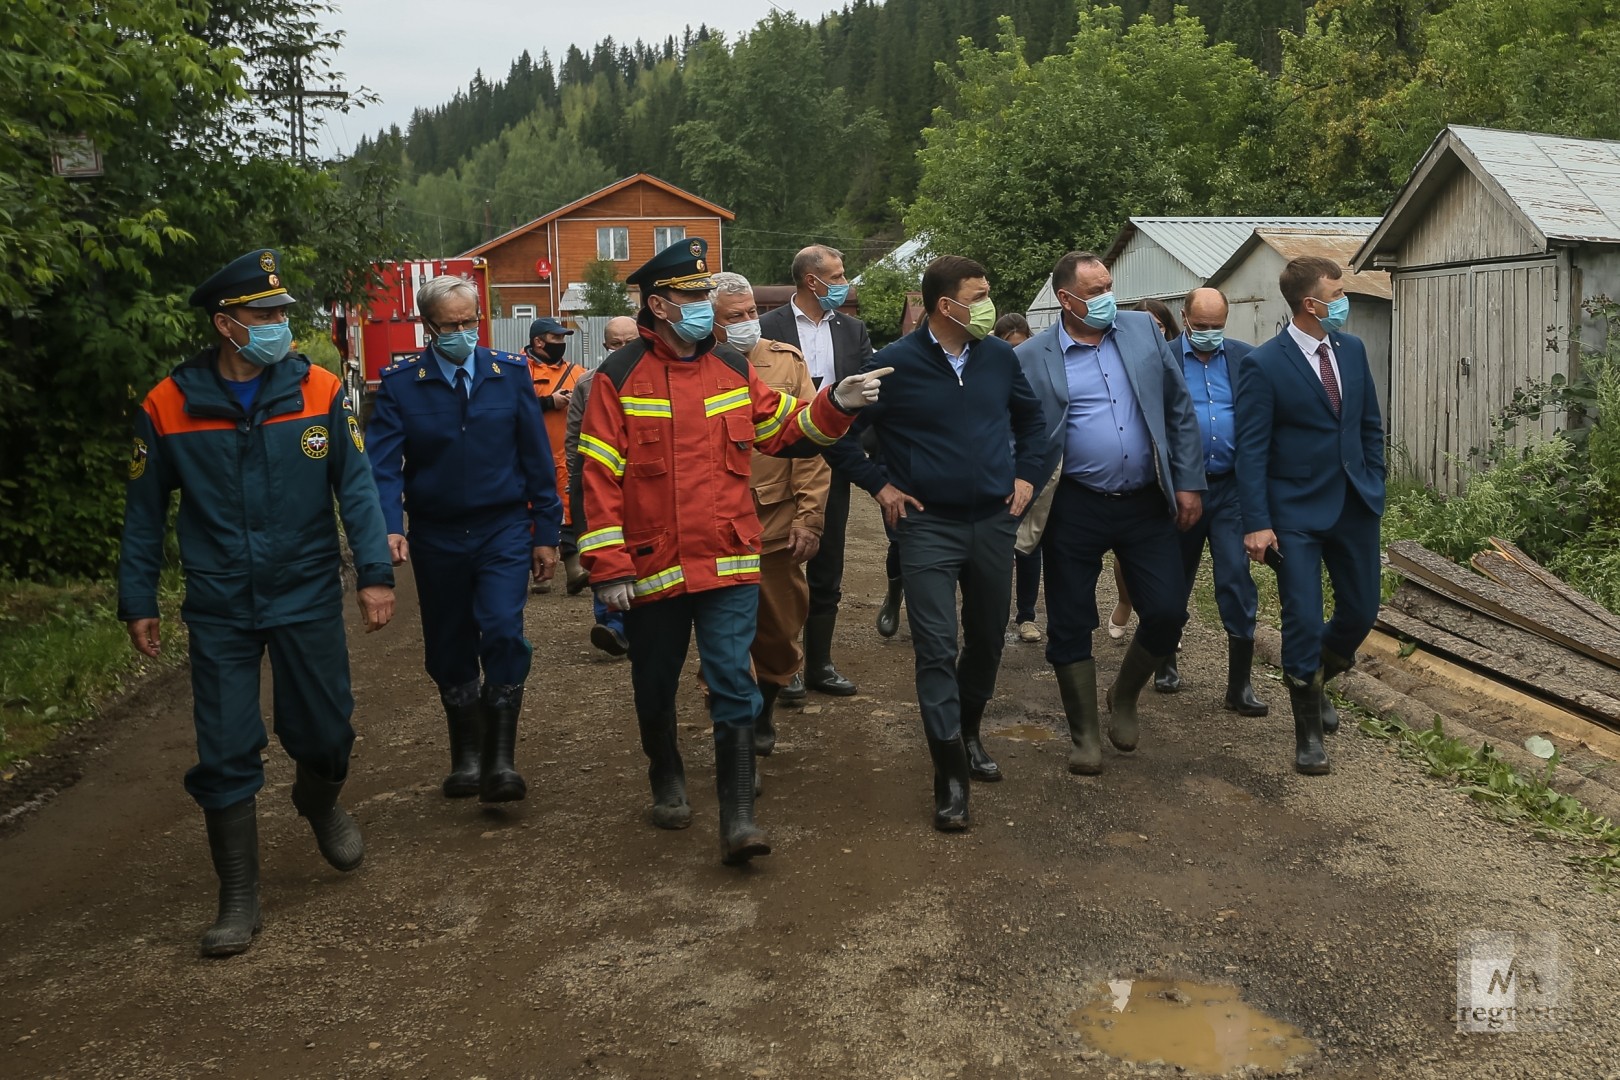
left=353, top=0, right=1620, bottom=290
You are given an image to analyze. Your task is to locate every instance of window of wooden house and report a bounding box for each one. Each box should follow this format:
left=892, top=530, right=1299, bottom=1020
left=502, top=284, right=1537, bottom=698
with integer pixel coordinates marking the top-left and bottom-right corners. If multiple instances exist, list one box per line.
left=654, top=225, right=686, bottom=251
left=597, top=226, right=630, bottom=261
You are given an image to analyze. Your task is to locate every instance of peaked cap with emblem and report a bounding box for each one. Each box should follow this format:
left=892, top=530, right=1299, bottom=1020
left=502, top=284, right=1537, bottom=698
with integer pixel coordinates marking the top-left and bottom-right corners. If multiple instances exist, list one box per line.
left=188, top=248, right=297, bottom=310
left=626, top=237, right=716, bottom=293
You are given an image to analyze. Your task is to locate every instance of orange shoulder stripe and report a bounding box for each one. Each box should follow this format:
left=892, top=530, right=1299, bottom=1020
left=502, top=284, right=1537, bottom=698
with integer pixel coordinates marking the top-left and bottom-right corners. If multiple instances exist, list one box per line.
left=263, top=366, right=341, bottom=427
left=143, top=378, right=233, bottom=436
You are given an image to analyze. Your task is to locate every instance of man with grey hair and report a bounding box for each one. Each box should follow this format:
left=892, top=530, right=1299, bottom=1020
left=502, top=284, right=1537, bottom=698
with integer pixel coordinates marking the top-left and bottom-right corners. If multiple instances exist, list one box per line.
left=759, top=244, right=873, bottom=699
left=564, top=314, right=639, bottom=655
left=711, top=271, right=830, bottom=754
left=367, top=273, right=562, bottom=807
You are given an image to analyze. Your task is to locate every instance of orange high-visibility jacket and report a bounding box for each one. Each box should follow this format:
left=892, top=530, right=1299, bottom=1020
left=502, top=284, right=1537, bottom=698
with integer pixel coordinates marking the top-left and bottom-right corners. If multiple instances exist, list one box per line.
left=578, top=327, right=855, bottom=603
left=528, top=354, right=584, bottom=525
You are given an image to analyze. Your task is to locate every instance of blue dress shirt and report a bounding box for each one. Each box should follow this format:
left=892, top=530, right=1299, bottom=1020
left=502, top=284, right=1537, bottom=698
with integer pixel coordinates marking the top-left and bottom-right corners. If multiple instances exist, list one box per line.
left=1179, top=333, right=1235, bottom=475
left=1058, top=320, right=1154, bottom=492
left=434, top=347, right=476, bottom=394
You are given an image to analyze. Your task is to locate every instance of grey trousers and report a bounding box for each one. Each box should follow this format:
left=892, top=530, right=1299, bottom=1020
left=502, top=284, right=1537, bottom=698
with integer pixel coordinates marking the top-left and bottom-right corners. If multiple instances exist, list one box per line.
left=896, top=509, right=1018, bottom=741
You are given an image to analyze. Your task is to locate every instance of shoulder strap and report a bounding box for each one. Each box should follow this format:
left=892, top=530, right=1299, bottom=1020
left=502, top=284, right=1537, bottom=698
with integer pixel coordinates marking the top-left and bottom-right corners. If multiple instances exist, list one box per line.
left=595, top=339, right=652, bottom=391
left=712, top=342, right=750, bottom=378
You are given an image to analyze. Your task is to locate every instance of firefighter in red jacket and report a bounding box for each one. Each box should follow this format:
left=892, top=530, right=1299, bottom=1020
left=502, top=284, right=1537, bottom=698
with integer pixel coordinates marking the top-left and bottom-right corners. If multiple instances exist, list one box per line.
left=579, top=238, right=890, bottom=865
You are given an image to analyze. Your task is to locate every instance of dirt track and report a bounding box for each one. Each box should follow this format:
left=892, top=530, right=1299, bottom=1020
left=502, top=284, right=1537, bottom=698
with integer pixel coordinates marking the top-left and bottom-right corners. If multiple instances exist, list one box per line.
left=4, top=505, right=1620, bottom=1079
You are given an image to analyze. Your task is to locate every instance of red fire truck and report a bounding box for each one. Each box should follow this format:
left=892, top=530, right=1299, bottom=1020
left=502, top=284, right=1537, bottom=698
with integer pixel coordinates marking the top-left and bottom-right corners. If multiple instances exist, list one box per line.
left=332, top=257, right=493, bottom=420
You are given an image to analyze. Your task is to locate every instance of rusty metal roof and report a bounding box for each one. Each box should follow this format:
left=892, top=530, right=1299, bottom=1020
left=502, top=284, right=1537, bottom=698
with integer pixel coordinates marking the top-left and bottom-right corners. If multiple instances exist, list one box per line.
left=1211, top=228, right=1392, bottom=301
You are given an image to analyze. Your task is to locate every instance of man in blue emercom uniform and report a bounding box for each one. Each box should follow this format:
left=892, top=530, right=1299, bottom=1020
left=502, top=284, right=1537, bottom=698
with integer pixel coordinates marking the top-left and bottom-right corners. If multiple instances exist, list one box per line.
left=366, top=275, right=562, bottom=807
left=118, top=249, right=397, bottom=957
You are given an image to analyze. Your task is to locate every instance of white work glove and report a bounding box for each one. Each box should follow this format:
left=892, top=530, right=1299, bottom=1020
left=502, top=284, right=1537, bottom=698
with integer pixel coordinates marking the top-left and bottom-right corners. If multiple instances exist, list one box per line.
left=832, top=366, right=895, bottom=410
left=595, top=581, right=635, bottom=612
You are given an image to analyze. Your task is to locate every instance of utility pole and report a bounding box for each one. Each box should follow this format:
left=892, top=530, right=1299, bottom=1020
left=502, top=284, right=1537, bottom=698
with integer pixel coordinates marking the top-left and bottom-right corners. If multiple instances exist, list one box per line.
left=251, top=50, right=348, bottom=164
left=484, top=200, right=493, bottom=243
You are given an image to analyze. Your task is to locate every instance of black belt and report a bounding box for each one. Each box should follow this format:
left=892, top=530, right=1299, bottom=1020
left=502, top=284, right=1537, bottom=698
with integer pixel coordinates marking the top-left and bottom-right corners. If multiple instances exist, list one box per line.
left=1206, top=470, right=1233, bottom=481
left=1064, top=477, right=1153, bottom=499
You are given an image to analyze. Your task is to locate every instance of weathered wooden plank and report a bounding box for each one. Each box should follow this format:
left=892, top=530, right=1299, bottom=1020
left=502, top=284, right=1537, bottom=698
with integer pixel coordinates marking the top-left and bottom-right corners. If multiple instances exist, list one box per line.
left=1488, top=536, right=1620, bottom=632
left=1469, top=550, right=1544, bottom=594
left=1386, top=584, right=1620, bottom=700
left=1376, top=608, right=1620, bottom=726
left=1385, top=539, right=1620, bottom=668
left=1363, top=630, right=1620, bottom=761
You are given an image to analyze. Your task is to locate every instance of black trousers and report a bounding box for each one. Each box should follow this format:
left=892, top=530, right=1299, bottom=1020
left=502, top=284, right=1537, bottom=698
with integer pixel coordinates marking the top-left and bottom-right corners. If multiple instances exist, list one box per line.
left=806, top=471, right=852, bottom=618
left=896, top=510, right=1018, bottom=741
left=1041, top=480, right=1187, bottom=666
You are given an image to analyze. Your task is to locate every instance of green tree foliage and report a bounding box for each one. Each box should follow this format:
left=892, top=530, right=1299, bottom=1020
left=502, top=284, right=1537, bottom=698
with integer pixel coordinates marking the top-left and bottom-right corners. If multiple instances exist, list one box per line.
left=0, top=0, right=406, bottom=578
left=581, top=259, right=633, bottom=317
left=908, top=10, right=1280, bottom=304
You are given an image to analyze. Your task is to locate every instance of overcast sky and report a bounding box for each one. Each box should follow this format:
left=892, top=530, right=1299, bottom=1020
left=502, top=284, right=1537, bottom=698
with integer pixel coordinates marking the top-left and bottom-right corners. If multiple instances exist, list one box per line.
left=321, top=0, right=829, bottom=154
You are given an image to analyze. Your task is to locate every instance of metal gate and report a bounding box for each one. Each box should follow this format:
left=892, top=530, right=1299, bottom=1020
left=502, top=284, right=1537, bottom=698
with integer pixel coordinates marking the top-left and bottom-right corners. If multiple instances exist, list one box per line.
left=488, top=316, right=619, bottom=370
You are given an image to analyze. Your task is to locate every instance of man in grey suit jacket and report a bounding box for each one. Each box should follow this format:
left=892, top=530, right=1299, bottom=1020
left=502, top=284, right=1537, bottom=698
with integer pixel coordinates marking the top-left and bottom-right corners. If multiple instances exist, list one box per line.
left=759, top=245, right=875, bottom=698
left=1015, top=251, right=1204, bottom=776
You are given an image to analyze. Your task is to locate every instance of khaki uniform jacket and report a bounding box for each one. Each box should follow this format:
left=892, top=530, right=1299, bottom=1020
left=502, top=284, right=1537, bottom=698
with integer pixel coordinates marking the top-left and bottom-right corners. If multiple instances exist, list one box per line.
left=748, top=338, right=831, bottom=554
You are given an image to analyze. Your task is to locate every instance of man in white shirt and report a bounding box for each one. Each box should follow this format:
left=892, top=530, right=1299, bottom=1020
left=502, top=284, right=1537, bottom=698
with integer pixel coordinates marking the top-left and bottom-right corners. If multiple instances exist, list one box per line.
left=759, top=245, right=874, bottom=698
left=1233, top=256, right=1386, bottom=777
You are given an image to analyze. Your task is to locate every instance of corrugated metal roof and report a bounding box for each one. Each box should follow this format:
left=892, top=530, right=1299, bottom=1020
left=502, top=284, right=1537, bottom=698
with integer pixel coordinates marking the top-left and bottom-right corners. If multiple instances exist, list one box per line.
left=1120, top=217, right=1383, bottom=279
left=1452, top=126, right=1620, bottom=244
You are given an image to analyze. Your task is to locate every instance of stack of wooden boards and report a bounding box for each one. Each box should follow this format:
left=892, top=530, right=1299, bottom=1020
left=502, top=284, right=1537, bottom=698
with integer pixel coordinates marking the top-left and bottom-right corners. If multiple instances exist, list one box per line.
left=1370, top=538, right=1620, bottom=743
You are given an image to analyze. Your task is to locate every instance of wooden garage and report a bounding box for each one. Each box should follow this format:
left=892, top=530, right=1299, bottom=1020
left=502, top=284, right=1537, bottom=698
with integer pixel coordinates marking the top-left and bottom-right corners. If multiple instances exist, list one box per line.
left=1353, top=126, right=1620, bottom=491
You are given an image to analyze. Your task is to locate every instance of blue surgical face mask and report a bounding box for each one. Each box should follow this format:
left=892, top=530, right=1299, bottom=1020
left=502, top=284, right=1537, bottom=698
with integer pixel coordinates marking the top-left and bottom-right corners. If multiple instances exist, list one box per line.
left=434, top=328, right=478, bottom=361
left=227, top=316, right=293, bottom=367
left=1312, top=295, right=1350, bottom=333
left=1188, top=328, right=1225, bottom=353
left=1064, top=289, right=1116, bottom=330
left=662, top=297, right=715, bottom=343
left=814, top=276, right=850, bottom=312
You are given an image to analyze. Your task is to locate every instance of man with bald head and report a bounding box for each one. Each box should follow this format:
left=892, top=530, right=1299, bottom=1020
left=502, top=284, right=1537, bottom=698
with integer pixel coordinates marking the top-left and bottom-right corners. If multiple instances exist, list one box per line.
left=1152, top=287, right=1266, bottom=715
left=564, top=315, right=641, bottom=654
left=760, top=244, right=874, bottom=698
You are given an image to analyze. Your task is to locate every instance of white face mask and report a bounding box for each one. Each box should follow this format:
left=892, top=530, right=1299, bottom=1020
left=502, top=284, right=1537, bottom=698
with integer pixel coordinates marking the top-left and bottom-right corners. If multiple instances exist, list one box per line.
left=723, top=318, right=762, bottom=353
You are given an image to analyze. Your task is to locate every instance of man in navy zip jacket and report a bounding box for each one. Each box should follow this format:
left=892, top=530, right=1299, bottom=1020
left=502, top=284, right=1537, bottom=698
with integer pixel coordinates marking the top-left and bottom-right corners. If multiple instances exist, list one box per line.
left=827, top=255, right=1046, bottom=831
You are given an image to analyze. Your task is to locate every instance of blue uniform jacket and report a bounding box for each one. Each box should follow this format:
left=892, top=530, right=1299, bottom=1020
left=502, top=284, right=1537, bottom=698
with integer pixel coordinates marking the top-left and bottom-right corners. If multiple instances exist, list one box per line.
left=1015, top=311, right=1205, bottom=518
left=117, top=351, right=394, bottom=628
left=367, top=346, right=562, bottom=546
left=1234, top=328, right=1386, bottom=534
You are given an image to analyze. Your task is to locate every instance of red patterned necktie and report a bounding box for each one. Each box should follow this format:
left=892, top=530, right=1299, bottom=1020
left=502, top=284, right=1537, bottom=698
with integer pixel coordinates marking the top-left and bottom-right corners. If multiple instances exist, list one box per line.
left=1316, top=343, right=1341, bottom=415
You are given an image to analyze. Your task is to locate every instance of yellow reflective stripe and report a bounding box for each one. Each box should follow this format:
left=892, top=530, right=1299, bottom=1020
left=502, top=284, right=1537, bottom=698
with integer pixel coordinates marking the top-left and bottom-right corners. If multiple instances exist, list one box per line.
left=621, top=396, right=673, bottom=418
left=704, top=387, right=751, bottom=417
left=579, top=527, right=623, bottom=553
left=633, top=565, right=685, bottom=597
left=754, top=393, right=795, bottom=442
left=579, top=433, right=626, bottom=476
left=716, top=554, right=761, bottom=576
left=796, top=403, right=836, bottom=446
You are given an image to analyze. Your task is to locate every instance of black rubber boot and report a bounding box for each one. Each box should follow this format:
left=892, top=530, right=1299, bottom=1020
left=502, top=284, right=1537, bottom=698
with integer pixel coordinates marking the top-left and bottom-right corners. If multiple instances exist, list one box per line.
left=804, top=613, right=857, bottom=695
left=200, top=799, right=261, bottom=957
left=639, top=708, right=691, bottom=829
left=875, top=576, right=904, bottom=638
left=439, top=678, right=483, bottom=798
left=960, top=699, right=1001, bottom=782
left=1320, top=647, right=1354, bottom=735
left=564, top=552, right=590, bottom=595
left=715, top=726, right=771, bottom=865
left=1285, top=670, right=1332, bottom=775
left=1105, top=641, right=1160, bottom=752
left=290, top=765, right=364, bottom=872
left=778, top=672, right=807, bottom=706
left=1055, top=660, right=1103, bottom=775
left=1223, top=637, right=1269, bottom=716
left=755, top=680, right=781, bottom=757
left=926, top=736, right=971, bottom=831
left=1153, top=652, right=1181, bottom=693
left=478, top=683, right=527, bottom=803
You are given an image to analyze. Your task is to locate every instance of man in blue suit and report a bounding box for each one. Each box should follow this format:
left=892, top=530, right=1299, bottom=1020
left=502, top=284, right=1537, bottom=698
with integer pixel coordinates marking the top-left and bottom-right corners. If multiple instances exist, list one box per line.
left=367, top=274, right=563, bottom=805
left=1016, top=251, right=1204, bottom=776
left=1152, top=287, right=1268, bottom=717
left=1235, top=255, right=1385, bottom=775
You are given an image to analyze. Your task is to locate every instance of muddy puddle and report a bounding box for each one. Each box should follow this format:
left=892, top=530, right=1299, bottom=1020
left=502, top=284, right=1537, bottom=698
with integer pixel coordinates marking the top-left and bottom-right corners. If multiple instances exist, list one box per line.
left=993, top=723, right=1057, bottom=742
left=1070, top=977, right=1315, bottom=1074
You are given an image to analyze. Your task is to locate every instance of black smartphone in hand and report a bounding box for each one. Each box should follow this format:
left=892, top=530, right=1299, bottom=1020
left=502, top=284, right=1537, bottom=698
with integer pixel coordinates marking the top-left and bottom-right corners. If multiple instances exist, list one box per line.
left=1263, top=545, right=1284, bottom=571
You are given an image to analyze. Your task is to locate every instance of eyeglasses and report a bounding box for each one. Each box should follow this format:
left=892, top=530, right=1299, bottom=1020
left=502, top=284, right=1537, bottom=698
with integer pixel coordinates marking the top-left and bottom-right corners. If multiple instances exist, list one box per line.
left=434, top=316, right=480, bottom=333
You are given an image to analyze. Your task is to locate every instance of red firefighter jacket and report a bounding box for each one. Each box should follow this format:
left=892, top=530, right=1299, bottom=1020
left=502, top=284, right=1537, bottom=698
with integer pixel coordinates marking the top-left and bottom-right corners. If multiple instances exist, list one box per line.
left=578, top=326, right=855, bottom=603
